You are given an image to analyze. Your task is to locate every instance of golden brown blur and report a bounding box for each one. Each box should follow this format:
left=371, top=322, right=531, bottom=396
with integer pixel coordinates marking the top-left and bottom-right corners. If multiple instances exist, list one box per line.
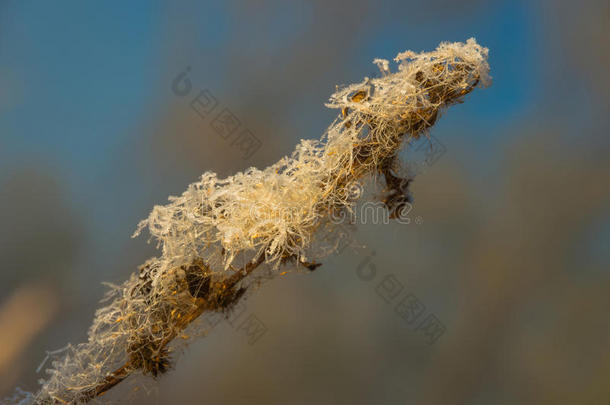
left=1, top=1, right=609, bottom=404
left=0, top=285, right=58, bottom=394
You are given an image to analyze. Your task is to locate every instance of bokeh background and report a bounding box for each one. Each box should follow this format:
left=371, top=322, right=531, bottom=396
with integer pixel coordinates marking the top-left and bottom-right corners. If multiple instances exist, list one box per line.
left=1, top=1, right=609, bottom=404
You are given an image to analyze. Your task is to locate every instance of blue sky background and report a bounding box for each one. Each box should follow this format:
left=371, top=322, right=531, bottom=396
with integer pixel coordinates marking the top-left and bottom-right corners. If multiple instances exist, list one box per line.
left=1, top=1, right=609, bottom=404
left=0, top=0, right=539, bottom=230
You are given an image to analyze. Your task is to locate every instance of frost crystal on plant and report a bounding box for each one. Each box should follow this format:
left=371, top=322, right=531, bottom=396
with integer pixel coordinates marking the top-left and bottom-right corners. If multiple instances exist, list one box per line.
left=7, top=39, right=489, bottom=405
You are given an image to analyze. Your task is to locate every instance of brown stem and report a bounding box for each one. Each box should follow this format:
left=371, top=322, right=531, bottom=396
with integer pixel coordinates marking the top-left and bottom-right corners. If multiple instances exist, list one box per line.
left=37, top=256, right=265, bottom=405
left=77, top=364, right=132, bottom=402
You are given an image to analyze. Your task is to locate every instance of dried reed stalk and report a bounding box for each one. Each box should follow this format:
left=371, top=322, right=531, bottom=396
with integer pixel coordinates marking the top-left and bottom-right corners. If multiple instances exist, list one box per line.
left=6, top=39, right=490, bottom=405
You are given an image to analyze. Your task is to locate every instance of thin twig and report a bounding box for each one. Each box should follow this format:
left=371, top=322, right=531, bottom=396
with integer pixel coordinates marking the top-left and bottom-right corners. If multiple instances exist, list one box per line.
left=41, top=256, right=265, bottom=404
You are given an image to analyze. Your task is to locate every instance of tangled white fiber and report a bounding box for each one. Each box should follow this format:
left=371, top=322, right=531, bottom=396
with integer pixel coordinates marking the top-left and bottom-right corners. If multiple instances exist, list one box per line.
left=8, top=39, right=489, bottom=404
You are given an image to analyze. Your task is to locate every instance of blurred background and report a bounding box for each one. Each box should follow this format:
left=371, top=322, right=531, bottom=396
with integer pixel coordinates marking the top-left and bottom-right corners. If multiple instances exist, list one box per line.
left=1, top=0, right=609, bottom=404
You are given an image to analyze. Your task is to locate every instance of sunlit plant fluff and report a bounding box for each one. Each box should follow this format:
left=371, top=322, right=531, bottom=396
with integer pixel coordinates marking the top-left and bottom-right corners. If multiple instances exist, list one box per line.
left=10, top=38, right=490, bottom=404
